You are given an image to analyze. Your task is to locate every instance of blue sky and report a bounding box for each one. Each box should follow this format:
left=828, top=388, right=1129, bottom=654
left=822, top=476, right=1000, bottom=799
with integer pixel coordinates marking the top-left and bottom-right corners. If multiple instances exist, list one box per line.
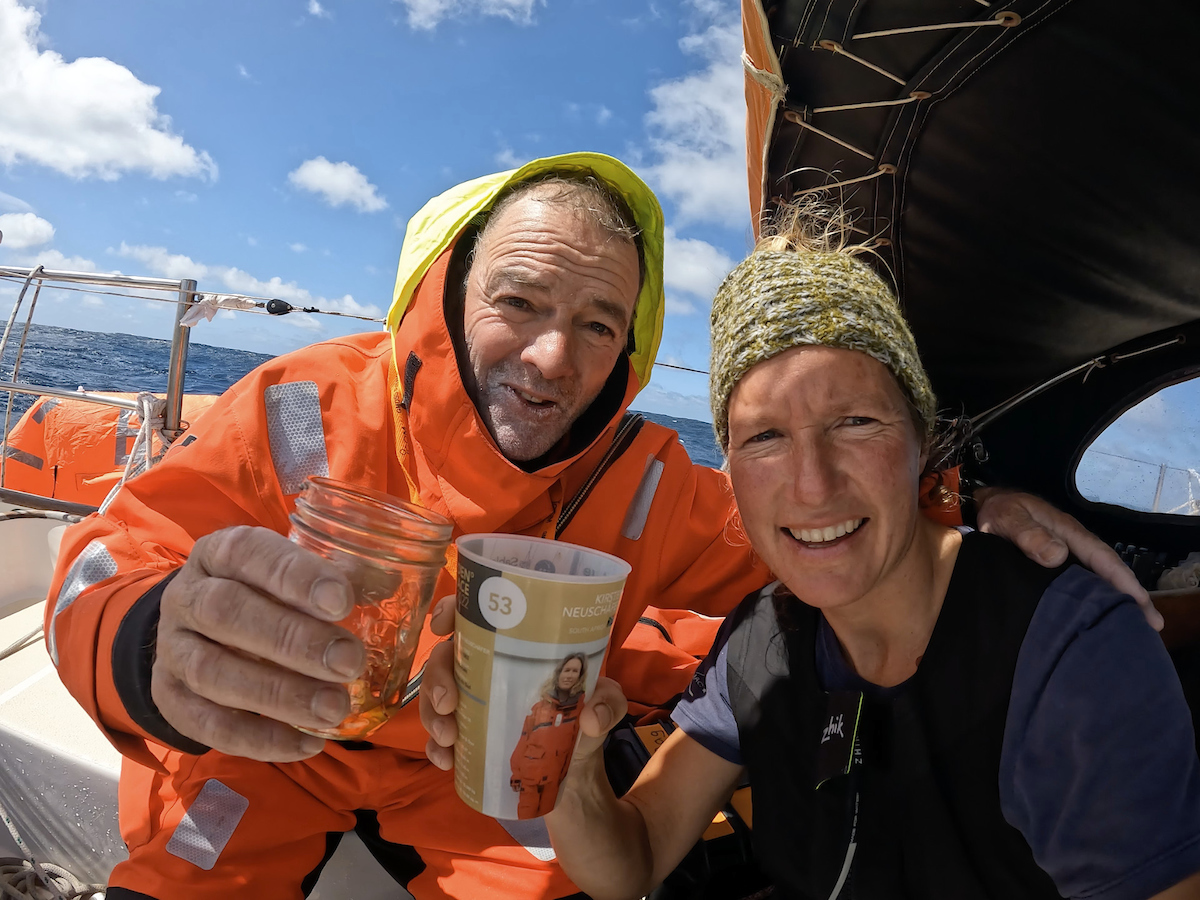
left=0, top=0, right=748, bottom=420
left=1076, top=379, right=1200, bottom=516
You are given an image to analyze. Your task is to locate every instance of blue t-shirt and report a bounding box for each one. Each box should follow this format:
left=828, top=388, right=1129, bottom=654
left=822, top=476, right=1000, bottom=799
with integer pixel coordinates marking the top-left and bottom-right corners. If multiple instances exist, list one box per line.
left=673, top=565, right=1200, bottom=900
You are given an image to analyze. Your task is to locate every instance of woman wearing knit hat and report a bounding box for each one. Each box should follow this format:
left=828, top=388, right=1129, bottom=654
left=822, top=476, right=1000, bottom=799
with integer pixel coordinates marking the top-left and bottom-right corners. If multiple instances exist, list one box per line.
left=544, top=202, right=1200, bottom=900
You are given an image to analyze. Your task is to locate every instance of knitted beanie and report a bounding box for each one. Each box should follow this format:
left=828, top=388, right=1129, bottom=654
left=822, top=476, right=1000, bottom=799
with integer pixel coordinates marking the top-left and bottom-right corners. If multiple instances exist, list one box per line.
left=709, top=249, right=936, bottom=451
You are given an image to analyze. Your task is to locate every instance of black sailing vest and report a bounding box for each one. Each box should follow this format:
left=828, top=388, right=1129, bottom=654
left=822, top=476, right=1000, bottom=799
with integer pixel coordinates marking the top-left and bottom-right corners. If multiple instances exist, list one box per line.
left=726, top=532, right=1069, bottom=899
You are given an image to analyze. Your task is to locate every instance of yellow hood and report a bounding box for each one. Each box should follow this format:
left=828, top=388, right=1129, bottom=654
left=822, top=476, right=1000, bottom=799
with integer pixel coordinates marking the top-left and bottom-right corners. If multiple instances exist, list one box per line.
left=387, top=152, right=665, bottom=389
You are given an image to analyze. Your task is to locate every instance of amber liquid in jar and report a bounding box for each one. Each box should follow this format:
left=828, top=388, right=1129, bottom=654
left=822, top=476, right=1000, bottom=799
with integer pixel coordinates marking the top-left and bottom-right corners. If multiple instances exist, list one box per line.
left=289, top=477, right=453, bottom=740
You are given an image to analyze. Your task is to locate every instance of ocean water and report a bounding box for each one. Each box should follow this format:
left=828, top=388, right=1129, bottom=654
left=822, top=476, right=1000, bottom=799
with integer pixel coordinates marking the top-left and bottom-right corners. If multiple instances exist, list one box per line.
left=1, top=324, right=723, bottom=468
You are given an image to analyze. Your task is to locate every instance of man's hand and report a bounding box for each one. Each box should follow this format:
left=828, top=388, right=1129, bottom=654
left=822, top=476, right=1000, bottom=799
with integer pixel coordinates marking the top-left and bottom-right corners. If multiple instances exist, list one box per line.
left=976, top=487, right=1164, bottom=631
left=152, top=525, right=367, bottom=762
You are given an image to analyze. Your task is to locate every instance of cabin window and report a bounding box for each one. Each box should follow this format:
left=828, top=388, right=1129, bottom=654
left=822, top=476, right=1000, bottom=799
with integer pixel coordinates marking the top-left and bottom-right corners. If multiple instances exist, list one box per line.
left=1075, top=375, right=1200, bottom=516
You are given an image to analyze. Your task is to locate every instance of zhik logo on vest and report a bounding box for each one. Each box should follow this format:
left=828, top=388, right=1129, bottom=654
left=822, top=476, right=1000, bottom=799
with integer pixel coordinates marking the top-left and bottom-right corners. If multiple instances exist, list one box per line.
left=821, top=713, right=845, bottom=744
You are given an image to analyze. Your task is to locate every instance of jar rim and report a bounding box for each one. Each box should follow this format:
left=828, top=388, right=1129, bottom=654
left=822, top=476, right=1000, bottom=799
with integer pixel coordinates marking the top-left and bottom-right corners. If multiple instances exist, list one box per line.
left=288, top=513, right=448, bottom=568
left=300, top=476, right=453, bottom=540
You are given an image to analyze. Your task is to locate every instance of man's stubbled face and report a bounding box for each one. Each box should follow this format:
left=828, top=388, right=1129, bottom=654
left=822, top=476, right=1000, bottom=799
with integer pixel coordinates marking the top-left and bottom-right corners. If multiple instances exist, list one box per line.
left=461, top=191, right=640, bottom=462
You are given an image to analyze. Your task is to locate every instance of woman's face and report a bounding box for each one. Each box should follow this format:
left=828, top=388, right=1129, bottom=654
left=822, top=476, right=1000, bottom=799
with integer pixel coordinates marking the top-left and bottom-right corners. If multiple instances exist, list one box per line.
left=726, top=346, right=926, bottom=611
left=557, top=658, right=583, bottom=692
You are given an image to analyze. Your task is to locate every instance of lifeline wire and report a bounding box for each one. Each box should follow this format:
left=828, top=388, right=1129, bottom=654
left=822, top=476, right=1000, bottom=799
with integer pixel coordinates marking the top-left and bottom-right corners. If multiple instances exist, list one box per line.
left=0, top=276, right=383, bottom=323
left=0, top=274, right=707, bottom=377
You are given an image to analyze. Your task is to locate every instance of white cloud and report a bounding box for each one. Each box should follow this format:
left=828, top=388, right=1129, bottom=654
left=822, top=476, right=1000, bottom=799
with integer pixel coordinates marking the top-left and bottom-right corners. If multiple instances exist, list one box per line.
left=665, top=297, right=697, bottom=316
left=175, top=190, right=198, bottom=202
left=290, top=242, right=308, bottom=253
left=396, top=0, right=544, bottom=31
left=596, top=105, right=613, bottom=126
left=116, top=242, right=384, bottom=325
left=237, top=63, right=251, bottom=80
left=0, top=212, right=54, bottom=249
left=115, top=243, right=202, bottom=281
left=0, top=191, right=33, bottom=214
left=663, top=227, right=734, bottom=302
left=7, top=247, right=99, bottom=272
left=287, top=156, right=388, bottom=212
left=644, top=5, right=747, bottom=228
left=308, top=0, right=331, bottom=17
left=494, top=145, right=522, bottom=169
left=0, top=0, right=217, bottom=181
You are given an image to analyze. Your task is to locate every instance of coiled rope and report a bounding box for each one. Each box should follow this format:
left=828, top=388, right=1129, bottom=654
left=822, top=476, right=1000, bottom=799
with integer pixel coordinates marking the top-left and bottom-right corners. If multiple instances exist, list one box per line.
left=1, top=797, right=104, bottom=900
left=0, top=858, right=103, bottom=900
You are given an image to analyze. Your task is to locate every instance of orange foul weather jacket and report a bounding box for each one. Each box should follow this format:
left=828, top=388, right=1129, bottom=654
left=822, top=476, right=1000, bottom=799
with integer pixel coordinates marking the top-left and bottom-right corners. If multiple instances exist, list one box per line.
left=44, top=154, right=774, bottom=899
left=510, top=693, right=583, bottom=819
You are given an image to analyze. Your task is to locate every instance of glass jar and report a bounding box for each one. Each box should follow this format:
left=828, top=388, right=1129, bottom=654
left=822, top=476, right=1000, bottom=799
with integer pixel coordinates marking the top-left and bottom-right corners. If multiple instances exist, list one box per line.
left=289, top=476, right=453, bottom=740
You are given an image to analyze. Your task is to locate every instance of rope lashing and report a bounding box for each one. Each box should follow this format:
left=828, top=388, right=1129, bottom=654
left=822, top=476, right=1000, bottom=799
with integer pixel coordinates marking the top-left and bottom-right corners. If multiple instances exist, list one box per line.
left=741, top=51, right=787, bottom=107
left=98, top=391, right=168, bottom=515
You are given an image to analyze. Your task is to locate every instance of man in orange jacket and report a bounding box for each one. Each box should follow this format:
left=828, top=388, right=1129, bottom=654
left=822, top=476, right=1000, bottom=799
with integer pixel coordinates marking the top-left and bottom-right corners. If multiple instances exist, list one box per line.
left=46, top=153, right=1150, bottom=900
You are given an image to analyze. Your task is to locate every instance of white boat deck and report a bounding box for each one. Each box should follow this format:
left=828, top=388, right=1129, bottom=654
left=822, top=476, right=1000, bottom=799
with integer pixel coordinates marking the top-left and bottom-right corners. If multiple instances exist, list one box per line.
left=0, top=503, right=404, bottom=898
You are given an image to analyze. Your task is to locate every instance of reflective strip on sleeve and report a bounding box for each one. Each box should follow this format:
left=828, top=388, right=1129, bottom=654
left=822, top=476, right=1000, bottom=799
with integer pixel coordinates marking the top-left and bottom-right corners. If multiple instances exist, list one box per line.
left=620, top=453, right=666, bottom=541
left=31, top=398, right=60, bottom=424
left=165, top=779, right=250, bottom=870
left=499, top=816, right=556, bottom=862
left=3, top=445, right=43, bottom=470
left=48, top=540, right=118, bottom=665
left=263, top=381, right=330, bottom=495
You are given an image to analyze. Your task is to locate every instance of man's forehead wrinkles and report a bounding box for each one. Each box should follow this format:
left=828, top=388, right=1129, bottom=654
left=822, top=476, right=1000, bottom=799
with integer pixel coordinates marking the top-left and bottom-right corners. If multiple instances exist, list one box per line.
left=481, top=251, right=637, bottom=302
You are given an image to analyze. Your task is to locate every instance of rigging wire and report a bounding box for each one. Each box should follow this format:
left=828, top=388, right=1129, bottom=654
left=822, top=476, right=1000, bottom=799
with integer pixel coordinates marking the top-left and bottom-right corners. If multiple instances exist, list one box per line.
left=0, top=275, right=383, bottom=323
left=1, top=274, right=711, bottom=377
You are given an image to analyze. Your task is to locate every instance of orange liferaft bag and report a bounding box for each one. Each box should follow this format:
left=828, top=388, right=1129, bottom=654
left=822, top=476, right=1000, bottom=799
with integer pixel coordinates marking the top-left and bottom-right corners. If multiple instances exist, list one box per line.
left=2, top=393, right=218, bottom=506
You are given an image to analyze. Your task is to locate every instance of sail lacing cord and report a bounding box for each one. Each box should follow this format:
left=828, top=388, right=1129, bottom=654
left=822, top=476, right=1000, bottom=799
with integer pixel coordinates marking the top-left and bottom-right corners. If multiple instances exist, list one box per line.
left=852, top=11, right=1020, bottom=41
left=789, top=165, right=896, bottom=198
left=811, top=94, right=924, bottom=114
left=784, top=11, right=1023, bottom=213
left=98, top=392, right=168, bottom=516
left=786, top=115, right=876, bottom=160
left=815, top=12, right=1021, bottom=86
left=817, top=41, right=906, bottom=85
